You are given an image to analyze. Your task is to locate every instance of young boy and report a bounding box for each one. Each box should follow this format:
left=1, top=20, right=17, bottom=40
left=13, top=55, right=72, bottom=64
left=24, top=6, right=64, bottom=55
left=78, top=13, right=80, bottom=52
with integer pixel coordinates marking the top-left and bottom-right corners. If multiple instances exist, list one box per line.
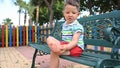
left=47, top=0, right=84, bottom=68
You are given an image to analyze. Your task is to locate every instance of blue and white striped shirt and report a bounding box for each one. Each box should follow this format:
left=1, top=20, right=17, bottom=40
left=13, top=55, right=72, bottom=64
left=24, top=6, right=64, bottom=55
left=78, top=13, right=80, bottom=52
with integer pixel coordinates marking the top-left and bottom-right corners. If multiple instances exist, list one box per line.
left=61, top=20, right=84, bottom=49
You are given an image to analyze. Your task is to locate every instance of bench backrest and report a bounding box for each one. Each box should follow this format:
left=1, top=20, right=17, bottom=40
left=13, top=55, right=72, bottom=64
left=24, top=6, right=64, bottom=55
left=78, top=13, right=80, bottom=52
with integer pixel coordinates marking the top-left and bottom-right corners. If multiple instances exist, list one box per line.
left=78, top=11, right=120, bottom=48
left=52, top=10, right=120, bottom=47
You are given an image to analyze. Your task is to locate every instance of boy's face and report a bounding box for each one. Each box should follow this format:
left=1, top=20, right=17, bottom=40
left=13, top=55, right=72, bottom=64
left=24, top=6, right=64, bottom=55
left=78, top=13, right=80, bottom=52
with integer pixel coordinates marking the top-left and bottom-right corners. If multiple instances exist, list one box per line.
left=63, top=4, right=80, bottom=24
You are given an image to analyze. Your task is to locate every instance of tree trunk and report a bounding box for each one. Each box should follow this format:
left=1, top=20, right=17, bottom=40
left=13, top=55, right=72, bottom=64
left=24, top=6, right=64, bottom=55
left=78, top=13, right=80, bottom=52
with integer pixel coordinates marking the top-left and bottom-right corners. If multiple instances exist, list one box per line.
left=43, top=0, right=54, bottom=26
left=49, top=7, right=54, bottom=26
left=36, top=5, right=39, bottom=25
left=29, top=17, right=33, bottom=26
left=87, top=0, right=94, bottom=15
left=24, top=10, right=27, bottom=25
left=18, top=8, right=21, bottom=25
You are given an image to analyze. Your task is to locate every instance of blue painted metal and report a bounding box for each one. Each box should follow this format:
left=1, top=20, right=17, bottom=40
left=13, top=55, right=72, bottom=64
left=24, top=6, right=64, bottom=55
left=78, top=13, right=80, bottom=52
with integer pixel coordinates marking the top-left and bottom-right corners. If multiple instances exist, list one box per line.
left=19, top=26, right=22, bottom=46
left=9, top=24, right=12, bottom=47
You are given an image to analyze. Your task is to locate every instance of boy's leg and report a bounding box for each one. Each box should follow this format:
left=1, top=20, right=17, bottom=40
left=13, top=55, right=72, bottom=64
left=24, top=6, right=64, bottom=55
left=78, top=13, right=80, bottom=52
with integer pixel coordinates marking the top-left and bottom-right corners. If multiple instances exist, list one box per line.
left=61, top=50, right=70, bottom=55
left=50, top=51, right=59, bottom=68
left=46, top=36, right=61, bottom=52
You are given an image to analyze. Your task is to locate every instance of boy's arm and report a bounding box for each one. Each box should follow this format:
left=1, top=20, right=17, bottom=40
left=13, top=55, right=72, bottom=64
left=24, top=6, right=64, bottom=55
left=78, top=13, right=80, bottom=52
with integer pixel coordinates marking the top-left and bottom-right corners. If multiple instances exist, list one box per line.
left=65, top=32, right=81, bottom=50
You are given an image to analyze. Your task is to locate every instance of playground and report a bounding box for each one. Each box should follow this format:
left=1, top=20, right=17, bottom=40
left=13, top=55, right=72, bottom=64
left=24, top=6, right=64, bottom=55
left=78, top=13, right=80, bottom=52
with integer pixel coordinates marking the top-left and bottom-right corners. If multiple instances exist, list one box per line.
left=0, top=10, right=120, bottom=68
left=0, top=0, right=120, bottom=68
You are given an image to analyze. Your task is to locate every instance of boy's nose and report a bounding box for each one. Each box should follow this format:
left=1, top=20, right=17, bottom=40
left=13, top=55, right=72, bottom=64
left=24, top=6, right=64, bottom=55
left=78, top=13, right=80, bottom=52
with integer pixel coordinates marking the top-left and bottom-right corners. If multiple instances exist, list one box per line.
left=68, top=13, right=73, bottom=16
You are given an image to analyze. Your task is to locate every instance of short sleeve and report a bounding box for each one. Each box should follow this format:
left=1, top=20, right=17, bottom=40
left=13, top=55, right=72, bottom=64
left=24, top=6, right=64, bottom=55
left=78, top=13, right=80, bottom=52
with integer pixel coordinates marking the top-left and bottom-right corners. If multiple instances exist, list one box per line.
left=72, top=24, right=84, bottom=34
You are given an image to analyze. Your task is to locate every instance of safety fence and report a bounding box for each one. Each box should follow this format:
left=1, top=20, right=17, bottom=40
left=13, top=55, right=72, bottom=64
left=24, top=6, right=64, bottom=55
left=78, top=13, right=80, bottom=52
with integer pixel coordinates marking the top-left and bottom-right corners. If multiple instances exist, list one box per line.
left=0, top=24, right=53, bottom=48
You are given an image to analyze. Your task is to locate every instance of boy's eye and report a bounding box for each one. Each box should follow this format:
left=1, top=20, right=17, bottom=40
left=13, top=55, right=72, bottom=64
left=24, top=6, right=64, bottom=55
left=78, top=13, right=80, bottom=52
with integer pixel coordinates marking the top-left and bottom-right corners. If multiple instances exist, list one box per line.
left=66, top=12, right=76, bottom=14
left=66, top=12, right=69, bottom=14
left=72, top=12, right=76, bottom=14
left=65, top=11, right=78, bottom=14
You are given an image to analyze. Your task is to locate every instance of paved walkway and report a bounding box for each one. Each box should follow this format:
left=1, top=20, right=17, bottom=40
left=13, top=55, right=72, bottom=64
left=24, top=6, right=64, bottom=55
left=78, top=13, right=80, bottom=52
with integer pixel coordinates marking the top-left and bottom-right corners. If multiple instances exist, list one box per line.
left=0, top=46, right=91, bottom=68
left=0, top=47, right=31, bottom=68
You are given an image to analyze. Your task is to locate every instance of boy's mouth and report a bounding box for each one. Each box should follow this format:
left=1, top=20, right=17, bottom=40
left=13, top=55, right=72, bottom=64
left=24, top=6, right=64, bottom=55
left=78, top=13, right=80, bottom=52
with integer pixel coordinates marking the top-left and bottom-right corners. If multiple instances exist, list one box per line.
left=67, top=17, right=71, bottom=20
left=68, top=18, right=73, bottom=21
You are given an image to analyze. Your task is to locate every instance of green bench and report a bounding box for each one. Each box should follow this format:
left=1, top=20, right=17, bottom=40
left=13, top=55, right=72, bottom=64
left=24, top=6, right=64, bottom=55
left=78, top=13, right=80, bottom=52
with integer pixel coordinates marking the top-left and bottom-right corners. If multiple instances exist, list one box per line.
left=29, top=10, right=120, bottom=68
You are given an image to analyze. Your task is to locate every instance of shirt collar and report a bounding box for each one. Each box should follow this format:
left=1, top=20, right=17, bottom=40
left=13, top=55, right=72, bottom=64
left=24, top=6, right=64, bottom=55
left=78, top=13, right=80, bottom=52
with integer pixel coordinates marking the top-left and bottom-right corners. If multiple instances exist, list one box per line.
left=64, top=20, right=78, bottom=26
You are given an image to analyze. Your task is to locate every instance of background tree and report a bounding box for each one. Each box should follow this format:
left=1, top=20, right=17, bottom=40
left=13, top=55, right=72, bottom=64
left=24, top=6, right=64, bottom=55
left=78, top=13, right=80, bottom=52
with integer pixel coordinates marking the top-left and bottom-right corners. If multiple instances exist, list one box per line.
left=14, top=0, right=35, bottom=25
left=38, top=6, right=49, bottom=25
left=3, top=18, right=13, bottom=25
left=14, top=0, right=28, bottom=25
left=26, top=3, right=35, bottom=26
left=53, top=0, right=64, bottom=20
left=43, top=0, right=64, bottom=25
left=14, top=0, right=23, bottom=25
left=43, top=0, right=54, bottom=25
left=29, top=0, right=120, bottom=25
left=30, top=0, right=44, bottom=25
left=80, top=0, right=120, bottom=15
left=31, top=0, right=64, bottom=25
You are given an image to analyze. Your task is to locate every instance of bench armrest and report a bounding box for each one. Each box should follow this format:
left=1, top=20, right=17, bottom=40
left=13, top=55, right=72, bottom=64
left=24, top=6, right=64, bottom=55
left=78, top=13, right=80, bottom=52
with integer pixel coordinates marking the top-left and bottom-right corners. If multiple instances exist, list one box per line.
left=104, top=27, right=120, bottom=59
left=104, top=27, right=120, bottom=42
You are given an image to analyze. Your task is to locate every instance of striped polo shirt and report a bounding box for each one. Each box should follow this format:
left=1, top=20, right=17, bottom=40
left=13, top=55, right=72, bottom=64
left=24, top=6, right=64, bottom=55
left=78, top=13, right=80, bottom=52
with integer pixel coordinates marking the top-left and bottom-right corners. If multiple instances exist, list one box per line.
left=61, top=20, right=84, bottom=50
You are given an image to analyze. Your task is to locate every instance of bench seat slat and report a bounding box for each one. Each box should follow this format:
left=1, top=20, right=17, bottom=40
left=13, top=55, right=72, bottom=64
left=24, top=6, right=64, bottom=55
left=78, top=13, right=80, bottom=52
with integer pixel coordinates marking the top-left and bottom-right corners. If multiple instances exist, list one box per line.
left=29, top=43, right=50, bottom=54
left=60, top=55, right=97, bottom=67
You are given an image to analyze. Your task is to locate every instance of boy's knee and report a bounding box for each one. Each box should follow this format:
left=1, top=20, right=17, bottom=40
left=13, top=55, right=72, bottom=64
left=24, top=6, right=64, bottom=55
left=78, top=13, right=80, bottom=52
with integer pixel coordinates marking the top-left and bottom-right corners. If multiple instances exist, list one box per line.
left=47, top=36, right=52, bottom=41
left=47, top=36, right=53, bottom=43
left=47, top=36, right=54, bottom=40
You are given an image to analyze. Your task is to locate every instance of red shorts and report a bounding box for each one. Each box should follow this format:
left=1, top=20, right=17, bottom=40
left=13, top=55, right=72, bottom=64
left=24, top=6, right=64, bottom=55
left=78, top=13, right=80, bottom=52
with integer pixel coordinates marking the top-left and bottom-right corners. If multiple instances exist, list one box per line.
left=60, top=41, right=83, bottom=57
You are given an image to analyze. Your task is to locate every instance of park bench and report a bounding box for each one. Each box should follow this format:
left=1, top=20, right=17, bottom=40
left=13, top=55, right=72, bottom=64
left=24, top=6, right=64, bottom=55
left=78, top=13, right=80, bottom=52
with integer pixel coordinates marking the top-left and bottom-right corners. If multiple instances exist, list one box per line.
left=28, top=10, right=120, bottom=68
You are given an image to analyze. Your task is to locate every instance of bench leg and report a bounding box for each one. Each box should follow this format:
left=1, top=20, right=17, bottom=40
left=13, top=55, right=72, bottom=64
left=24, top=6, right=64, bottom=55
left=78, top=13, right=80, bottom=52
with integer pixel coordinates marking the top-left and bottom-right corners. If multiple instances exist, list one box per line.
left=96, top=59, right=120, bottom=68
left=31, top=49, right=38, bottom=68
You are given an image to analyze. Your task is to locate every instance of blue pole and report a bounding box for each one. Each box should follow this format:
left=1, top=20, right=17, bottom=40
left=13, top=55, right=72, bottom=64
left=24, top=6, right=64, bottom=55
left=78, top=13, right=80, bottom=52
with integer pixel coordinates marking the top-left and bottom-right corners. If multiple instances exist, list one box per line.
left=29, top=26, right=32, bottom=42
left=37, top=26, right=40, bottom=43
left=19, top=26, right=22, bottom=46
left=9, top=24, right=12, bottom=47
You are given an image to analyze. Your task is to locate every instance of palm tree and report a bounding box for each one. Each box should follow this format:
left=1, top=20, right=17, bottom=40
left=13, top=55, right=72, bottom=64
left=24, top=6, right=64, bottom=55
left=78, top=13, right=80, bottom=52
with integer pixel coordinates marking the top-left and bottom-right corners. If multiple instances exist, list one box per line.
left=3, top=18, right=13, bottom=25
left=14, top=0, right=23, bottom=25
left=17, top=8, right=22, bottom=25
left=26, top=2, right=35, bottom=26
left=14, top=0, right=35, bottom=25
left=30, top=0, right=43, bottom=25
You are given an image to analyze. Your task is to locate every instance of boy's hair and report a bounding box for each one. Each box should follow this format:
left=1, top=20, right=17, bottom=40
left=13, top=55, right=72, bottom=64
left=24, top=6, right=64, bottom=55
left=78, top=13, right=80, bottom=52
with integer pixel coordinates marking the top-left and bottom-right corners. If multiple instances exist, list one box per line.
left=64, top=0, right=80, bottom=12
